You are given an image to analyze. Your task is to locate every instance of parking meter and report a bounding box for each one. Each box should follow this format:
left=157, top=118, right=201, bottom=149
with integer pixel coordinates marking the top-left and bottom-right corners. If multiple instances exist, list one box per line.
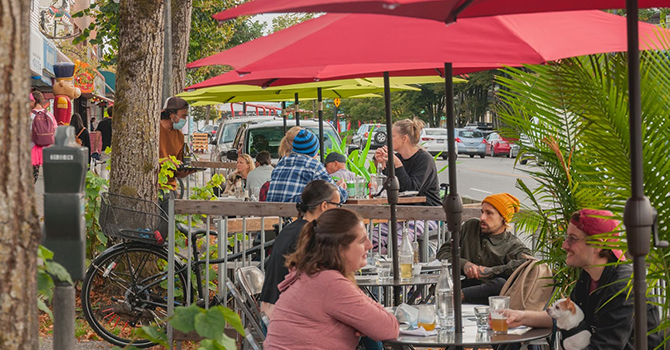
left=42, top=126, right=88, bottom=281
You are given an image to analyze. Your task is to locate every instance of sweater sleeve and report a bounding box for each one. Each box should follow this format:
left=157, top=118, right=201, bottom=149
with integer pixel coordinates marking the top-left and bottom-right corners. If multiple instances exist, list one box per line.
left=489, top=237, right=532, bottom=278
left=324, top=277, right=399, bottom=341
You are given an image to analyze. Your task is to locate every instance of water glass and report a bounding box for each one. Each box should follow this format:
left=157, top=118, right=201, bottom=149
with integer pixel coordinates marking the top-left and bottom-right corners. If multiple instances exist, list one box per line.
left=376, top=261, right=392, bottom=282
left=417, top=304, right=436, bottom=331
left=488, top=296, right=510, bottom=335
left=474, top=306, right=490, bottom=332
left=250, top=187, right=261, bottom=202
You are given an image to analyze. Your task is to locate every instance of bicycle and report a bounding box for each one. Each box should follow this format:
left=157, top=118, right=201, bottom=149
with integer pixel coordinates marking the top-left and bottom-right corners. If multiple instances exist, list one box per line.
left=81, top=192, right=223, bottom=348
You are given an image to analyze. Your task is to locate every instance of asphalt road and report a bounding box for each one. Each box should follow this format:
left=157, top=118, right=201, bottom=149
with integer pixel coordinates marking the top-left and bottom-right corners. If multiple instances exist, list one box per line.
left=434, top=154, right=543, bottom=208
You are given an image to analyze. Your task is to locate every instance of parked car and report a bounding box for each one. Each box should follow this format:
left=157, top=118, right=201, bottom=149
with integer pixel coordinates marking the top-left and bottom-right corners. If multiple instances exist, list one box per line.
left=484, top=132, right=513, bottom=157
left=421, top=128, right=450, bottom=160
left=211, top=116, right=278, bottom=162
left=199, top=124, right=219, bottom=143
left=455, top=128, right=486, bottom=158
left=226, top=120, right=341, bottom=160
left=351, top=123, right=387, bottom=149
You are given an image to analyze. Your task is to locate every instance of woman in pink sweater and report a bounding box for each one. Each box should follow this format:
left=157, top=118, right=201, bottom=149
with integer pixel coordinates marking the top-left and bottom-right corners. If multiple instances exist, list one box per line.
left=264, top=208, right=399, bottom=349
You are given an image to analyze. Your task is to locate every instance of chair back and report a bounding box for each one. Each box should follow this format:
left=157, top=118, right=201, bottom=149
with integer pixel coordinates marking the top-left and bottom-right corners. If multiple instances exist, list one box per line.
left=236, top=266, right=264, bottom=296
left=226, top=279, right=266, bottom=341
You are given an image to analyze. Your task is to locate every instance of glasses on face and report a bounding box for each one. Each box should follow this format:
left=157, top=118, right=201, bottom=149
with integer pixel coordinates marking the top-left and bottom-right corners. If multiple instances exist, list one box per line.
left=564, top=235, right=586, bottom=245
left=326, top=201, right=343, bottom=208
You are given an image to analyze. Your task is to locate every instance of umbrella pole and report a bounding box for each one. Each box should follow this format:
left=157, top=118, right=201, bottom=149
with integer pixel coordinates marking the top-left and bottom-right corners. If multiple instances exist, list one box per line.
left=295, top=93, right=300, bottom=126
left=623, top=1, right=654, bottom=348
left=282, top=101, right=287, bottom=134
left=443, top=62, right=463, bottom=333
left=383, top=72, right=401, bottom=305
left=318, top=87, right=325, bottom=163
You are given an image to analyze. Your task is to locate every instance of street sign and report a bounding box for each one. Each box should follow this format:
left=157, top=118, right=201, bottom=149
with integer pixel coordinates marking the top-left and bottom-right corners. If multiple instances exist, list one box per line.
left=334, top=98, right=341, bottom=107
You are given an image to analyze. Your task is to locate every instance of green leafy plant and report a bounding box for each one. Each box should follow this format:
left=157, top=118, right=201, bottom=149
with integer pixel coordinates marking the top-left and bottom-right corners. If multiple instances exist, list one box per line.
left=85, top=171, right=109, bottom=259
left=110, top=304, right=244, bottom=350
left=496, top=39, right=670, bottom=336
left=37, top=245, right=74, bottom=319
left=326, top=128, right=376, bottom=182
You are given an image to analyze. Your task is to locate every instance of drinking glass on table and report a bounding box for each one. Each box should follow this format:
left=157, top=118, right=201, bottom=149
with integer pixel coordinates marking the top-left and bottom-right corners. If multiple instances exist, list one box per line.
left=474, top=306, right=490, bottom=332
left=488, top=296, right=510, bottom=335
left=417, top=304, right=436, bottom=331
left=376, top=260, right=392, bottom=282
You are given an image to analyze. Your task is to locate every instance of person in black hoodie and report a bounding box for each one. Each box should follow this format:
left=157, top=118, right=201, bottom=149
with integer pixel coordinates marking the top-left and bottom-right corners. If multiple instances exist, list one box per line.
left=503, top=209, right=661, bottom=349
left=70, top=113, right=91, bottom=169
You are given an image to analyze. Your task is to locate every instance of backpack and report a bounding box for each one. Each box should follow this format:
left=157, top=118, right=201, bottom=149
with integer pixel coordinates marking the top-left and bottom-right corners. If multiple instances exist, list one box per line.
left=32, top=110, right=55, bottom=146
left=499, top=255, right=554, bottom=311
left=75, top=128, right=84, bottom=146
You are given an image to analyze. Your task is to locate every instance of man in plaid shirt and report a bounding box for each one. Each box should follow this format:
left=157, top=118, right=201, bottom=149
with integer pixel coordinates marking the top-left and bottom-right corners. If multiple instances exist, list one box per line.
left=267, top=129, right=347, bottom=203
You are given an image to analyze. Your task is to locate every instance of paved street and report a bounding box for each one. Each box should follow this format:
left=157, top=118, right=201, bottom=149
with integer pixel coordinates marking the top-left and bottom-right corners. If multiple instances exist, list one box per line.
left=435, top=154, right=543, bottom=208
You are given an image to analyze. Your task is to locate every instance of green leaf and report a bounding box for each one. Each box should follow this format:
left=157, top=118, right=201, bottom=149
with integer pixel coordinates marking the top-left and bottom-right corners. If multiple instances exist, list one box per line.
left=198, top=339, right=227, bottom=350
left=38, top=245, right=54, bottom=260
left=37, top=270, right=54, bottom=300
left=220, top=306, right=245, bottom=336
left=194, top=306, right=228, bottom=340
left=133, top=325, right=168, bottom=347
left=170, top=304, right=201, bottom=333
left=37, top=297, right=53, bottom=319
left=45, top=261, right=73, bottom=285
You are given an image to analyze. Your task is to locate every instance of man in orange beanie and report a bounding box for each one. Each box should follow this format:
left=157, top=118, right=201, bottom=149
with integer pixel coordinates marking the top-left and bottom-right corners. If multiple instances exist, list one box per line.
left=436, top=193, right=531, bottom=304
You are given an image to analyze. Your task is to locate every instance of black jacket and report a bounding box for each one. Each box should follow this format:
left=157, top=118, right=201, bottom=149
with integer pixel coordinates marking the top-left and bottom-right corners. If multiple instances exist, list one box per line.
left=570, top=264, right=661, bottom=350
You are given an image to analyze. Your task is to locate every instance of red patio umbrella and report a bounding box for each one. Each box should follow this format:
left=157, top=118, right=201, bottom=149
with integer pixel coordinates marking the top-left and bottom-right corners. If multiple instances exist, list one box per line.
left=212, top=0, right=667, bottom=23
left=208, top=0, right=669, bottom=346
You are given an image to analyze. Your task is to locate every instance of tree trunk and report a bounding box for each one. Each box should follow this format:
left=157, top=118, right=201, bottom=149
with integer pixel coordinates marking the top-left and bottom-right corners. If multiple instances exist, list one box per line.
left=110, top=0, right=165, bottom=201
left=0, top=0, right=42, bottom=348
left=171, top=0, right=193, bottom=94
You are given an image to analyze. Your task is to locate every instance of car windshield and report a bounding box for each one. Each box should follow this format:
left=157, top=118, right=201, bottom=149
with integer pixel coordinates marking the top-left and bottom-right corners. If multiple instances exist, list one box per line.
left=371, top=125, right=386, bottom=133
left=425, top=129, right=447, bottom=136
left=221, top=122, right=243, bottom=144
left=459, top=130, right=483, bottom=138
left=247, top=126, right=339, bottom=158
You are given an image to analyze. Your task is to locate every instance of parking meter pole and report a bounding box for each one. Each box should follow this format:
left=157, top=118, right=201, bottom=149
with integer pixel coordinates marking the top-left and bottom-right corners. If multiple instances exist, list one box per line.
left=317, top=88, right=325, bottom=164
left=42, top=126, right=87, bottom=349
left=443, top=62, right=464, bottom=333
left=53, top=280, right=75, bottom=350
left=382, top=72, right=401, bottom=305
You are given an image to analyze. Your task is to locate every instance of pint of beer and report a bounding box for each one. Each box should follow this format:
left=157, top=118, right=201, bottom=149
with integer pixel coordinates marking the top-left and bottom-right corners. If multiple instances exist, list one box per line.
left=488, top=296, right=510, bottom=335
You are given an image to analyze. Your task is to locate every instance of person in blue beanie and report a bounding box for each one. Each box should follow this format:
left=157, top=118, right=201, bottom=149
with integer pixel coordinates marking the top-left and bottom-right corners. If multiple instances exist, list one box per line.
left=266, top=129, right=348, bottom=203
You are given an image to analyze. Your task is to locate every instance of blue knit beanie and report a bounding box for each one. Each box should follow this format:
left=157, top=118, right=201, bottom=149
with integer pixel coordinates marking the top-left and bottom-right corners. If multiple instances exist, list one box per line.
left=292, top=129, right=319, bottom=157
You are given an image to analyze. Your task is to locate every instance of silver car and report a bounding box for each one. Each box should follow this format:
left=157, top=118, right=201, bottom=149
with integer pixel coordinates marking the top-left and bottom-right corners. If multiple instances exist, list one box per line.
left=421, top=128, right=450, bottom=160
left=455, top=128, right=486, bottom=158
left=351, top=123, right=387, bottom=149
left=211, top=116, right=279, bottom=161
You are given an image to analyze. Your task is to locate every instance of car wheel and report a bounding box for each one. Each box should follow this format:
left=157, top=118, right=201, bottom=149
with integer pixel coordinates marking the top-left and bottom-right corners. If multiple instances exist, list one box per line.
left=469, top=154, right=475, bottom=158
left=374, top=131, right=387, bottom=145
left=520, top=159, right=528, bottom=165
left=441, top=153, right=448, bottom=160
left=480, top=153, right=486, bottom=159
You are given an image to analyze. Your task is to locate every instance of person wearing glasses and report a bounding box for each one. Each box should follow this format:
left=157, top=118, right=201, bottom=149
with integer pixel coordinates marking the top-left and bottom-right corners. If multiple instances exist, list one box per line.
left=436, top=193, right=532, bottom=304
left=503, top=209, right=662, bottom=349
left=264, top=208, right=398, bottom=350
left=260, top=180, right=342, bottom=319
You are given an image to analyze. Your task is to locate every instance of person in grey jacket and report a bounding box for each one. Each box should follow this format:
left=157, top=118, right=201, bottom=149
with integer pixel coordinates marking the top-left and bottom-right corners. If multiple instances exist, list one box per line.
left=246, top=151, right=273, bottom=191
left=436, top=193, right=531, bottom=304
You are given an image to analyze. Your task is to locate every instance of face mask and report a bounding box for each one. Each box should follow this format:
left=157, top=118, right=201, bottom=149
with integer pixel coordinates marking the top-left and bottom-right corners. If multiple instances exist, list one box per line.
left=173, top=118, right=186, bottom=130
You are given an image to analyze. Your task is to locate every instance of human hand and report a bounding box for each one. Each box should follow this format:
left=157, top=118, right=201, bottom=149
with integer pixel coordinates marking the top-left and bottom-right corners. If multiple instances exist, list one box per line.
left=463, top=261, right=480, bottom=279
left=502, top=309, right=525, bottom=328
left=337, top=178, right=347, bottom=189
left=374, top=146, right=388, bottom=167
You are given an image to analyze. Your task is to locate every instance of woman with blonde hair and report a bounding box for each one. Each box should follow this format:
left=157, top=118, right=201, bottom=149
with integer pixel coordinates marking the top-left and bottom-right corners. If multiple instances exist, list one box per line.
left=264, top=208, right=399, bottom=350
left=223, top=153, right=255, bottom=195
left=278, top=126, right=302, bottom=158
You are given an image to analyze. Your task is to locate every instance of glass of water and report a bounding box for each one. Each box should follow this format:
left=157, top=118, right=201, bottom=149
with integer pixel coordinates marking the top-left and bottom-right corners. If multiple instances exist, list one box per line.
left=376, top=260, right=392, bottom=282
left=474, top=306, right=490, bottom=332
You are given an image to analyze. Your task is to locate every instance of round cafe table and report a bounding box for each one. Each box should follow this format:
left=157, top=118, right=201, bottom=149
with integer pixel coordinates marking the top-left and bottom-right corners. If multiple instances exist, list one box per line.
left=384, top=304, right=553, bottom=350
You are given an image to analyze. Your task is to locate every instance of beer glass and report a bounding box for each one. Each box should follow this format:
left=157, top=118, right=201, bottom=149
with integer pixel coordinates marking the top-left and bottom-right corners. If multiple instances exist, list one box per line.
left=488, top=296, right=510, bottom=335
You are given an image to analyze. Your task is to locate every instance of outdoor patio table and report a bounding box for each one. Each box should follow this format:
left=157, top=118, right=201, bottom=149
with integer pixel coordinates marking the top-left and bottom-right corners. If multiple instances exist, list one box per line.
left=345, top=196, right=426, bottom=205
left=384, top=304, right=553, bottom=350
left=355, top=274, right=439, bottom=287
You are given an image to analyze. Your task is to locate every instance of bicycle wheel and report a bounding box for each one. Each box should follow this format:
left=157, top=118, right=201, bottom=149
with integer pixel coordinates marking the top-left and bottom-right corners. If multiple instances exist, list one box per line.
left=82, top=243, right=190, bottom=348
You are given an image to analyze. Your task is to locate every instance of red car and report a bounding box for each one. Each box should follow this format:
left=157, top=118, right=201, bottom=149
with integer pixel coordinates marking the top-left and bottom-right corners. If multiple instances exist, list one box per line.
left=484, top=132, right=514, bottom=157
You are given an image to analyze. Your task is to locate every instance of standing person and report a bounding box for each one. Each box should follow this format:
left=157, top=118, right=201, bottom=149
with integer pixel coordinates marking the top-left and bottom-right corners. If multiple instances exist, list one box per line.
left=324, top=152, right=355, bottom=182
left=374, top=118, right=440, bottom=206
left=246, top=150, right=273, bottom=191
left=96, top=106, right=113, bottom=153
left=159, top=97, right=195, bottom=196
left=223, top=153, right=255, bottom=196
left=70, top=113, right=91, bottom=169
left=266, top=129, right=347, bottom=203
left=30, top=91, right=57, bottom=183
left=436, top=193, right=531, bottom=304
left=264, top=208, right=399, bottom=350
left=504, top=209, right=662, bottom=349
left=89, top=116, right=96, bottom=131
left=260, top=180, right=341, bottom=318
